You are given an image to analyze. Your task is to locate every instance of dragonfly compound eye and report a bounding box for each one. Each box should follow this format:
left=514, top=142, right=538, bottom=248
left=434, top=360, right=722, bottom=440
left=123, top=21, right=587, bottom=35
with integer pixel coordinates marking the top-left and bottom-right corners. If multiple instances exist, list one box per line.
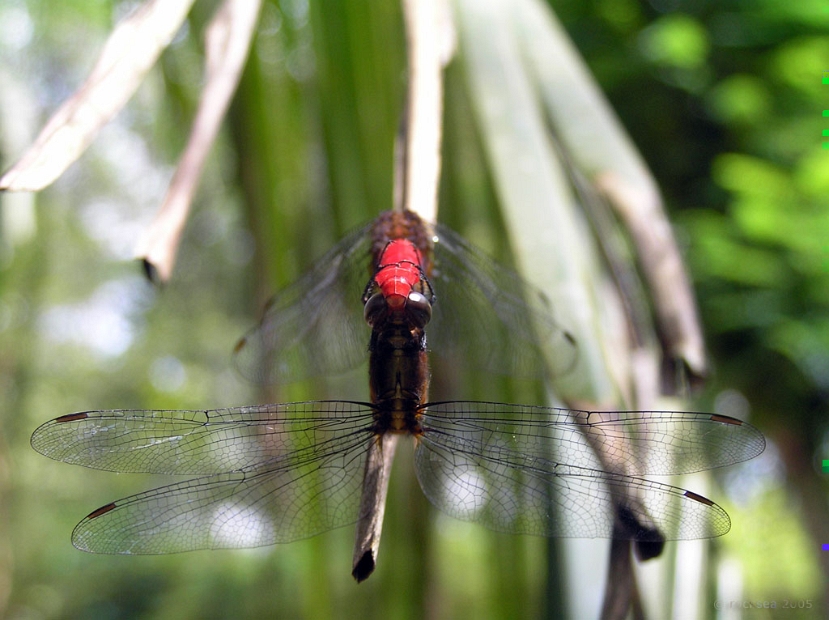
left=363, top=292, right=388, bottom=328
left=406, top=291, right=432, bottom=328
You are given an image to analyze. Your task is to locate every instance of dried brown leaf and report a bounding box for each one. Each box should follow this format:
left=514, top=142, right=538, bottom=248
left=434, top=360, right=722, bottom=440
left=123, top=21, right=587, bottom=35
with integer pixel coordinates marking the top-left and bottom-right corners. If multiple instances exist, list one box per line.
left=511, top=0, right=706, bottom=382
left=135, top=0, right=262, bottom=283
left=596, top=171, right=707, bottom=382
left=0, top=0, right=196, bottom=192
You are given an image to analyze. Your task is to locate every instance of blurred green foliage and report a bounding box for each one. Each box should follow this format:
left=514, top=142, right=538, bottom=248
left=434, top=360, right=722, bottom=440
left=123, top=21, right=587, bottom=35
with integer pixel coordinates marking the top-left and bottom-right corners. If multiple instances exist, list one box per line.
left=1, top=0, right=828, bottom=619
left=559, top=1, right=829, bottom=615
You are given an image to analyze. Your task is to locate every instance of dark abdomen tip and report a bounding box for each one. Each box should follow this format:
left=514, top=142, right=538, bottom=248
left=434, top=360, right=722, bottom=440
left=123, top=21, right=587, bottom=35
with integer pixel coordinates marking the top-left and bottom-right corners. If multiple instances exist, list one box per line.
left=352, top=551, right=376, bottom=583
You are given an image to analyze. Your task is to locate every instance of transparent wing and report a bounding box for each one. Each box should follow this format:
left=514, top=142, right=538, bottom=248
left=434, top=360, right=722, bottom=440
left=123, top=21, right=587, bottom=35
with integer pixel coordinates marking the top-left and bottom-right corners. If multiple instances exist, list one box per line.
left=72, top=439, right=369, bottom=554
left=415, top=403, right=764, bottom=541
left=415, top=440, right=727, bottom=541
left=31, top=402, right=376, bottom=474
left=32, top=402, right=377, bottom=554
left=233, top=223, right=374, bottom=385
left=429, top=223, right=577, bottom=378
left=232, top=215, right=580, bottom=387
left=418, top=402, right=765, bottom=476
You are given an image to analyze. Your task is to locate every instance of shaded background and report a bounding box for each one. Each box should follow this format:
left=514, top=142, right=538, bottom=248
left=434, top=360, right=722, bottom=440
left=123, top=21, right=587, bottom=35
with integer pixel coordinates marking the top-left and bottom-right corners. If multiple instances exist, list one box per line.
left=0, top=0, right=827, bottom=618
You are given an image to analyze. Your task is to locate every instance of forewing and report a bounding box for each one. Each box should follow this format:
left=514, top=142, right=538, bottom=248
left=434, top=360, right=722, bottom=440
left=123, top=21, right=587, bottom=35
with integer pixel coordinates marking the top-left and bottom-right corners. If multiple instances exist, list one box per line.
left=418, top=402, right=765, bottom=476
left=72, top=428, right=371, bottom=554
left=428, top=223, right=577, bottom=379
left=31, top=402, right=376, bottom=475
left=233, top=223, right=374, bottom=385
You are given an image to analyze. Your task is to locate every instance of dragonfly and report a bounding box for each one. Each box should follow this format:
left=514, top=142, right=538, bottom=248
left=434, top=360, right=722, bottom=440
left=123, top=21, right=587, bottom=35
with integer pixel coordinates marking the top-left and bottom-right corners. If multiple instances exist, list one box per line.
left=232, top=209, right=578, bottom=386
left=31, top=210, right=766, bottom=581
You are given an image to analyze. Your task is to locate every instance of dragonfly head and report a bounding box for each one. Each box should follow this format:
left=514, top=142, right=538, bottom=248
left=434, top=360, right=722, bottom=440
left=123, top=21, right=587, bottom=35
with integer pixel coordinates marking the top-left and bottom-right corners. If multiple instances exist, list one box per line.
left=363, top=290, right=432, bottom=330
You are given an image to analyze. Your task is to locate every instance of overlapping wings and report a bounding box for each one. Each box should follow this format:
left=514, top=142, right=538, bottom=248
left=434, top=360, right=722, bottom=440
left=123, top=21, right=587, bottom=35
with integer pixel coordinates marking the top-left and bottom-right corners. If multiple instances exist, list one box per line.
left=427, top=223, right=577, bottom=378
left=232, top=217, right=578, bottom=387
left=414, top=403, right=765, bottom=541
left=31, top=402, right=376, bottom=553
left=31, top=400, right=765, bottom=553
left=233, top=224, right=375, bottom=386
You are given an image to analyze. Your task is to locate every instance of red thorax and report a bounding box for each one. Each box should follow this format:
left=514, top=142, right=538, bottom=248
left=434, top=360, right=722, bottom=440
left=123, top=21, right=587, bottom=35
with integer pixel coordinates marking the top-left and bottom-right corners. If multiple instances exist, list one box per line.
left=373, top=239, right=425, bottom=311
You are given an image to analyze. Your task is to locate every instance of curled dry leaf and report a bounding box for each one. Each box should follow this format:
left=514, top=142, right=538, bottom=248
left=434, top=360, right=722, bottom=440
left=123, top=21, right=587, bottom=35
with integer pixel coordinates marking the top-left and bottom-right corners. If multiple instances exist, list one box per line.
left=511, top=0, right=706, bottom=383
left=0, top=0, right=196, bottom=192
left=457, top=3, right=704, bottom=616
left=135, top=0, right=262, bottom=283
left=596, top=171, right=707, bottom=382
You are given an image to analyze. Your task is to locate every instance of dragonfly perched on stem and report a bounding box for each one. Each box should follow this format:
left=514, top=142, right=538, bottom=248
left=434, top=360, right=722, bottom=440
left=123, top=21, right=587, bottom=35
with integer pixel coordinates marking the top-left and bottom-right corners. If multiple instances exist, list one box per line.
left=232, top=210, right=578, bottom=387
left=31, top=210, right=765, bottom=582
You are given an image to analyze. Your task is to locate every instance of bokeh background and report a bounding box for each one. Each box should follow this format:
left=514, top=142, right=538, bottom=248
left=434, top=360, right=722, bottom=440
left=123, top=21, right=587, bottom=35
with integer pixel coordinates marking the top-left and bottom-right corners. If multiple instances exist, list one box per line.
left=0, top=0, right=827, bottom=618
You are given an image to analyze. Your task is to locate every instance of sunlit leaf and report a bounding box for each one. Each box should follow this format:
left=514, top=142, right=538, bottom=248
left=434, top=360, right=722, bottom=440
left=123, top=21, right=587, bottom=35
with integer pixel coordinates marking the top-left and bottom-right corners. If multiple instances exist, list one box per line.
left=396, top=0, right=455, bottom=223
left=706, top=74, right=772, bottom=125
left=638, top=14, right=710, bottom=70
left=454, top=0, right=621, bottom=404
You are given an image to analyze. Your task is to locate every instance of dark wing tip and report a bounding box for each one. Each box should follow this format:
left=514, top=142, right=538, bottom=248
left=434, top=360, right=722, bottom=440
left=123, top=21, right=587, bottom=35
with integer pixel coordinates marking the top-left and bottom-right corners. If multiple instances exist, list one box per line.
left=352, top=551, right=375, bottom=583
left=86, top=502, right=117, bottom=520
left=683, top=490, right=715, bottom=507
left=709, top=414, right=742, bottom=426
left=54, top=412, right=90, bottom=423
left=31, top=412, right=90, bottom=453
left=72, top=503, right=120, bottom=553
